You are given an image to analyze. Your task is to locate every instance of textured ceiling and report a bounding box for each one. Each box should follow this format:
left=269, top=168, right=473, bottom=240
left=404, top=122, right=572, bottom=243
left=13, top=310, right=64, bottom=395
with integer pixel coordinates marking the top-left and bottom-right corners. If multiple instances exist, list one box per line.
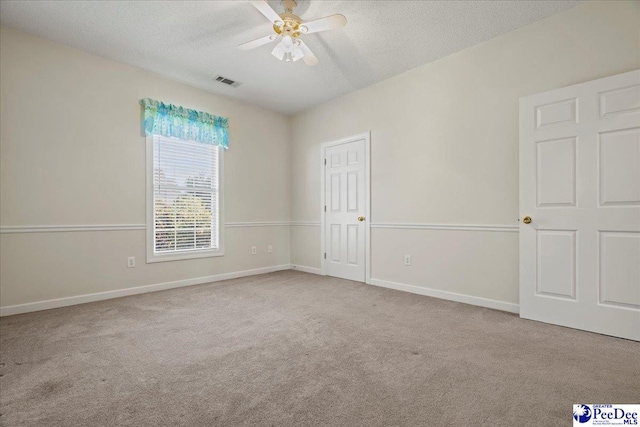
left=0, top=0, right=582, bottom=114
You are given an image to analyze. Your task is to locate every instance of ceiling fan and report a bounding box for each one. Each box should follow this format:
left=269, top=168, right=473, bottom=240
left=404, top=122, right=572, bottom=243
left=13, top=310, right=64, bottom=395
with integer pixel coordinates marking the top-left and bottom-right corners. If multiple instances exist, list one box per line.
left=239, top=0, right=347, bottom=65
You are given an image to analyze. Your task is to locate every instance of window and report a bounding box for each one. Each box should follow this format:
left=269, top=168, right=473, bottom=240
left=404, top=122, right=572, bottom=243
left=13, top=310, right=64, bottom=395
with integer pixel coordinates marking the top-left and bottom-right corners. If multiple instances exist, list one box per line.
left=146, top=135, right=224, bottom=262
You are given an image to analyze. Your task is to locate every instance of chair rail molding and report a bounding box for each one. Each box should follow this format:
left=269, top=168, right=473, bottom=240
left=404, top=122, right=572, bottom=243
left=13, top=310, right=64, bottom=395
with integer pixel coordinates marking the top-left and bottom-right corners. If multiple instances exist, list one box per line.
left=370, top=223, right=519, bottom=232
left=225, top=221, right=290, bottom=228
left=0, top=224, right=147, bottom=234
left=0, top=222, right=295, bottom=234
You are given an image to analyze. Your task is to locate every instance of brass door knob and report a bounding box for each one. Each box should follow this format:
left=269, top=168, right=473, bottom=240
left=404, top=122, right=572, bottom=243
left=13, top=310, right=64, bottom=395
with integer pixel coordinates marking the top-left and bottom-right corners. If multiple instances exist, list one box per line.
left=523, top=216, right=532, bottom=224
left=357, top=216, right=365, bottom=222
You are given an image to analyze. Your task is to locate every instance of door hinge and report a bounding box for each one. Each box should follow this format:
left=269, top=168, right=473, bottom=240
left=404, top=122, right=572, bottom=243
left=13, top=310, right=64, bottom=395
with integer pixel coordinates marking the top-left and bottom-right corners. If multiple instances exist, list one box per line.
left=324, top=205, right=327, bottom=212
left=324, top=158, right=326, bottom=166
left=324, top=253, right=327, bottom=259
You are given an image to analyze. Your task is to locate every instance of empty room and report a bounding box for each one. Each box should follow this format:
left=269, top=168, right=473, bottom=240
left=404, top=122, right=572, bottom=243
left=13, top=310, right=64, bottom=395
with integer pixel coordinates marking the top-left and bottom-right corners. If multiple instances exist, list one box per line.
left=0, top=0, right=639, bottom=426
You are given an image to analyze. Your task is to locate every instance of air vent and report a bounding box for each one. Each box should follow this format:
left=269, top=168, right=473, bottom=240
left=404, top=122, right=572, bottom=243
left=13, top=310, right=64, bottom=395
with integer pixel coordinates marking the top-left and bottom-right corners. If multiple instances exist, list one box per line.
left=213, top=75, right=242, bottom=88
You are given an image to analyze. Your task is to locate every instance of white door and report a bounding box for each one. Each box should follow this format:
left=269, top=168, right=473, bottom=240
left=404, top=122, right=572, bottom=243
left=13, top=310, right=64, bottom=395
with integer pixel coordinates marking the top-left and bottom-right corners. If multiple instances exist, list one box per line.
left=520, top=70, right=640, bottom=341
left=324, top=137, right=368, bottom=282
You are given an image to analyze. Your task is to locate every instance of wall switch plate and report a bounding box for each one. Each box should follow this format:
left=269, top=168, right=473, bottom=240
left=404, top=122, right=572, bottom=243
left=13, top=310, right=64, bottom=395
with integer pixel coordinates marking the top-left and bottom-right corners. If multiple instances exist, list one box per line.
left=268, top=245, right=273, bottom=253
left=127, top=256, right=136, bottom=268
left=404, top=255, right=411, bottom=266
left=251, top=246, right=257, bottom=255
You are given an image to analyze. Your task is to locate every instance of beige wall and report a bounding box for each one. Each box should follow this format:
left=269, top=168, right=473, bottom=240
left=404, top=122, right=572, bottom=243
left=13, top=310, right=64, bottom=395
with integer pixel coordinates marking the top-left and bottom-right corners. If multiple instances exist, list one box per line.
left=290, top=1, right=640, bottom=305
left=2, top=1, right=639, bottom=312
left=0, top=27, right=291, bottom=308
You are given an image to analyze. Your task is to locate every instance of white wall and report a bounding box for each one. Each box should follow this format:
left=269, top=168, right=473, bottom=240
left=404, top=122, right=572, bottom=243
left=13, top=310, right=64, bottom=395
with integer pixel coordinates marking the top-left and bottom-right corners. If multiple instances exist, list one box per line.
left=0, top=26, right=291, bottom=310
left=2, top=1, right=639, bottom=314
left=290, top=1, right=640, bottom=308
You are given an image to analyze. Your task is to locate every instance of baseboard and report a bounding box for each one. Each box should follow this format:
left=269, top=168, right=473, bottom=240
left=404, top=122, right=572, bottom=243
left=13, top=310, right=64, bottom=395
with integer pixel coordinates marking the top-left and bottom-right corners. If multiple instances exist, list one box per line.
left=290, top=264, right=323, bottom=275
left=0, top=264, right=292, bottom=317
left=1, top=266, right=518, bottom=317
left=369, top=278, right=519, bottom=314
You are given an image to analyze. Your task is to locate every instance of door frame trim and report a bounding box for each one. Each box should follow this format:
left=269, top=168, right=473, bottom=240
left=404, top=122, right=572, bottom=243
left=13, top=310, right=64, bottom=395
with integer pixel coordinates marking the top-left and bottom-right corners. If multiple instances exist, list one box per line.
left=320, top=131, right=371, bottom=284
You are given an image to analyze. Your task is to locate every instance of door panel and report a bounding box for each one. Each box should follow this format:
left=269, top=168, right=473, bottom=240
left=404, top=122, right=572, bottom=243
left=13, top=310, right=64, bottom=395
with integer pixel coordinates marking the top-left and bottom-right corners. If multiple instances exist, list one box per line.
left=520, top=70, right=640, bottom=341
left=599, top=128, right=640, bottom=206
left=599, top=232, right=640, bottom=309
left=536, top=137, right=576, bottom=207
left=536, top=230, right=576, bottom=299
left=324, top=139, right=366, bottom=282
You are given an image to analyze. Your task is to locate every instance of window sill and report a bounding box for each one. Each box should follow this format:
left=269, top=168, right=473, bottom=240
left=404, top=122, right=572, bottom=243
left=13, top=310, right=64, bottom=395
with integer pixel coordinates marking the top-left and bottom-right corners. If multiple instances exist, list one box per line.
left=146, top=249, right=225, bottom=263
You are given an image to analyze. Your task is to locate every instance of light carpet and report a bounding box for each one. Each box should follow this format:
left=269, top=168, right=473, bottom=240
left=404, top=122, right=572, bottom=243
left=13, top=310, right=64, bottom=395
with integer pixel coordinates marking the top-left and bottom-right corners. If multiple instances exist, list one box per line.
left=1, top=270, right=638, bottom=426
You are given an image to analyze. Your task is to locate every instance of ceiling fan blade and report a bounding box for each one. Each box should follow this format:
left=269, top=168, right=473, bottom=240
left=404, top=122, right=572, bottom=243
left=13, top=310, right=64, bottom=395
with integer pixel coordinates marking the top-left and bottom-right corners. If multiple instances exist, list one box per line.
left=239, top=34, right=279, bottom=51
left=250, top=0, right=282, bottom=24
left=297, top=40, right=319, bottom=66
left=300, top=14, right=347, bottom=34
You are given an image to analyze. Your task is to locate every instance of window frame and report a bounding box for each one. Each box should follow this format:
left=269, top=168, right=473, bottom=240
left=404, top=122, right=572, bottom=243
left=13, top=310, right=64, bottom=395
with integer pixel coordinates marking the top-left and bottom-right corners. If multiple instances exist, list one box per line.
left=146, top=135, right=225, bottom=263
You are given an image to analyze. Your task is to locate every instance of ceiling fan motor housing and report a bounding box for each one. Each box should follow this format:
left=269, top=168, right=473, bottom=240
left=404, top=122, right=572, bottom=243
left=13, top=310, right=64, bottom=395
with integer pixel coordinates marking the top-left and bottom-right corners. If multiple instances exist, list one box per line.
left=273, top=12, right=304, bottom=38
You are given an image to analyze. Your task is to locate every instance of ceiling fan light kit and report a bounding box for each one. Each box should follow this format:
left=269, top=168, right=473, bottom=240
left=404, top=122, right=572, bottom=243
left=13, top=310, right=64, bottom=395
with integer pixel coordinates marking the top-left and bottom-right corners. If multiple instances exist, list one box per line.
left=271, top=35, right=304, bottom=62
left=239, top=0, right=347, bottom=66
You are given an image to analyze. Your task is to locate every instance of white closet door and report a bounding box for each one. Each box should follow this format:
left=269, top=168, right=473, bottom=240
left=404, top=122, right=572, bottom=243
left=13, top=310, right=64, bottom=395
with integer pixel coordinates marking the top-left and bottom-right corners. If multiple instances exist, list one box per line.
left=520, top=70, right=640, bottom=341
left=324, top=138, right=366, bottom=282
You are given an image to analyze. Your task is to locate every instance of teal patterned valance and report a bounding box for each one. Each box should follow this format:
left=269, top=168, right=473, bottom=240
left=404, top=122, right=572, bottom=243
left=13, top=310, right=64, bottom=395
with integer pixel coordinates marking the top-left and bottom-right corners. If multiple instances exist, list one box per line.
left=140, top=98, right=229, bottom=149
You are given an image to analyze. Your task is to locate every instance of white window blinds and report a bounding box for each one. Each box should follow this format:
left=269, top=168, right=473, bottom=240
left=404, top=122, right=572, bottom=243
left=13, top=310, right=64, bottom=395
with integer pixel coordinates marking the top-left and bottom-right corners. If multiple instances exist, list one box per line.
left=152, top=135, right=219, bottom=254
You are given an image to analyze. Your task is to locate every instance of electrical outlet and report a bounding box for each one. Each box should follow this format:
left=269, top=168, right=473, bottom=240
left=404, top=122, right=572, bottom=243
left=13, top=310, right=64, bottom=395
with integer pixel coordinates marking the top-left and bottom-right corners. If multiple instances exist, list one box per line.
left=127, top=256, right=136, bottom=268
left=404, top=255, right=411, bottom=266
left=268, top=245, right=273, bottom=253
left=251, top=246, right=257, bottom=255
